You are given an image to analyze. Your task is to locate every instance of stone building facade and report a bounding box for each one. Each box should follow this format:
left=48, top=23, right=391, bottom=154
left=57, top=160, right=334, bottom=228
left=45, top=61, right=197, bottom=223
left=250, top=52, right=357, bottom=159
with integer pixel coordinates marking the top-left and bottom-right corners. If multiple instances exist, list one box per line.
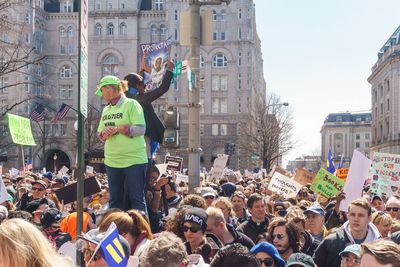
left=368, top=25, right=400, bottom=154
left=1, top=0, right=266, bottom=172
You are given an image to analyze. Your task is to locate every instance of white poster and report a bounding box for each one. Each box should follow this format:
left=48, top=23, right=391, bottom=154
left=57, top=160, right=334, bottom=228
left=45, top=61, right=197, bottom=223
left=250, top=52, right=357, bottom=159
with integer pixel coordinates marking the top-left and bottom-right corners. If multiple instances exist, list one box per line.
left=268, top=172, right=302, bottom=198
left=0, top=176, right=8, bottom=203
left=211, top=154, right=229, bottom=180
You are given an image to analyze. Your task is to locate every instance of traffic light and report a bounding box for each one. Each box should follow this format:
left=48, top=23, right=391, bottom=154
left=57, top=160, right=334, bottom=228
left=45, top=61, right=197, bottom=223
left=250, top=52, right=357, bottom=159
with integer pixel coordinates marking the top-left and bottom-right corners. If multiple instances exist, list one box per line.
left=161, top=107, right=180, bottom=148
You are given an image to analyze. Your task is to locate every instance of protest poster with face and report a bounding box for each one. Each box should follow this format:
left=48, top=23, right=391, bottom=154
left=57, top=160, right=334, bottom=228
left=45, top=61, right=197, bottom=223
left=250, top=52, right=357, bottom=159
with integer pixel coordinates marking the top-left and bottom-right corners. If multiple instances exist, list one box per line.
left=367, top=152, right=400, bottom=198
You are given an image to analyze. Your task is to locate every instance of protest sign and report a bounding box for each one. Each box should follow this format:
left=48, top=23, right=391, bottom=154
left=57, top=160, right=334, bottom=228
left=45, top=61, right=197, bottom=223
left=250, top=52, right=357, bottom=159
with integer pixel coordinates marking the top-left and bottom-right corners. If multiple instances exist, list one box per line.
left=211, top=154, right=229, bottom=180
left=367, top=152, right=400, bottom=198
left=139, top=39, right=172, bottom=92
left=7, top=113, right=36, bottom=146
left=165, top=156, right=183, bottom=172
left=59, top=166, right=69, bottom=175
left=294, top=168, right=315, bottom=186
left=311, top=168, right=345, bottom=199
left=86, top=165, right=94, bottom=174
left=268, top=172, right=302, bottom=198
left=0, top=175, right=8, bottom=203
left=176, top=173, right=189, bottom=184
left=340, top=150, right=371, bottom=212
left=54, top=176, right=101, bottom=204
left=155, top=163, right=168, bottom=178
left=336, top=168, right=349, bottom=180
left=9, top=168, right=19, bottom=177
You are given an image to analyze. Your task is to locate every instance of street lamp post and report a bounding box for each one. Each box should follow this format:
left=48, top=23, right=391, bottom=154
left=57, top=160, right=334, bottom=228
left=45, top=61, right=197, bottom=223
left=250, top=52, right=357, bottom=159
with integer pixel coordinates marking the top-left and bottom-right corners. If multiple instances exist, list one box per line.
left=53, top=153, right=58, bottom=173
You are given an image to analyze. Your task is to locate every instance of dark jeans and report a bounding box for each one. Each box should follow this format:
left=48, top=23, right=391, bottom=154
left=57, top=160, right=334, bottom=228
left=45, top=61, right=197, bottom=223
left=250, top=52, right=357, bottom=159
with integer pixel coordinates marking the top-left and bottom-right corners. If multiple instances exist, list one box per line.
left=106, top=163, right=148, bottom=212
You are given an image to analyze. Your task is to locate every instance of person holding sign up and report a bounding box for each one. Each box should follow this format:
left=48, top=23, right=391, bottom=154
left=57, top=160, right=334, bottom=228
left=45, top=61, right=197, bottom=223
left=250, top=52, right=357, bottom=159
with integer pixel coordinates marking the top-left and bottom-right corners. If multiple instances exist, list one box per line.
left=95, top=75, right=148, bottom=212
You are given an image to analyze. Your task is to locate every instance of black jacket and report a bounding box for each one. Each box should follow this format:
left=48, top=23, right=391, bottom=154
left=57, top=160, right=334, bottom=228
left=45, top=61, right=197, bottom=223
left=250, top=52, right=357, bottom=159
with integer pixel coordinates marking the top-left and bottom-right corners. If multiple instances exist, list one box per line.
left=236, top=217, right=269, bottom=243
left=125, top=70, right=173, bottom=143
left=301, top=230, right=320, bottom=256
left=313, top=228, right=351, bottom=267
left=226, top=223, right=255, bottom=249
left=391, top=231, right=400, bottom=244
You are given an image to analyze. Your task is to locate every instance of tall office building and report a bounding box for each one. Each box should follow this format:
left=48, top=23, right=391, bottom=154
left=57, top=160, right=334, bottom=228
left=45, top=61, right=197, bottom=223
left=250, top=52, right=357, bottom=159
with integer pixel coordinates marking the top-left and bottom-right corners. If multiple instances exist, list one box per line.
left=0, top=0, right=266, bottom=172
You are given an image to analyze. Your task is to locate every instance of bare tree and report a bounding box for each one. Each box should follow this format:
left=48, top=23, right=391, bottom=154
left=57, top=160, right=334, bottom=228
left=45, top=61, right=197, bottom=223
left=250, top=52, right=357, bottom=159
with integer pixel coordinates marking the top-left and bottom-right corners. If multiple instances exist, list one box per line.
left=239, top=93, right=294, bottom=171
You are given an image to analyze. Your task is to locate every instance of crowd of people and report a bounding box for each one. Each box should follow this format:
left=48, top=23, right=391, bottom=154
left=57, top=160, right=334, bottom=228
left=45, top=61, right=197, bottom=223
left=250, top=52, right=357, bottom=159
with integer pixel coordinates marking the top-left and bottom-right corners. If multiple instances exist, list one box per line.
left=0, top=166, right=400, bottom=267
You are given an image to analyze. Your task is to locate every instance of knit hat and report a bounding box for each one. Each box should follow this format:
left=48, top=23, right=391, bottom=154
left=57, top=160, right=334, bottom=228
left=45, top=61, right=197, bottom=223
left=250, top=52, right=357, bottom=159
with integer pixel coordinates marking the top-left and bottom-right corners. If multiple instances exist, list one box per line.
left=221, top=182, right=237, bottom=198
left=95, top=75, right=120, bottom=96
left=250, top=242, right=285, bottom=267
left=183, top=208, right=208, bottom=231
left=40, top=208, right=62, bottom=228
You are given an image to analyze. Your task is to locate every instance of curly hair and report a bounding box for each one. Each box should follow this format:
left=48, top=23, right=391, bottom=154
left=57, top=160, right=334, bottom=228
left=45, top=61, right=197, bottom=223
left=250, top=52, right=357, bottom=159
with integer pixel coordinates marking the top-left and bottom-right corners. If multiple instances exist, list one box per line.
left=165, top=205, right=191, bottom=240
left=180, top=194, right=207, bottom=209
left=210, top=243, right=260, bottom=267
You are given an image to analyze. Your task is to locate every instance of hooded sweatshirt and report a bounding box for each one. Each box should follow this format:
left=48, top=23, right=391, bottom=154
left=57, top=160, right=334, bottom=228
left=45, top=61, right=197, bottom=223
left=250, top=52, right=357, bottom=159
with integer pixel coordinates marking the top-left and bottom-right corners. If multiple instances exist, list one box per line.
left=342, top=221, right=381, bottom=244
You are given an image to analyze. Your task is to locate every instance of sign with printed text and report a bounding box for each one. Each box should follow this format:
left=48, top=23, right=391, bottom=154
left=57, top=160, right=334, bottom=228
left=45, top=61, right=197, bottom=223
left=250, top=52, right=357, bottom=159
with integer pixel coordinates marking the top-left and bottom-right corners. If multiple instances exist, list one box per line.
left=367, top=152, right=400, bottom=198
left=268, top=172, right=302, bottom=198
left=86, top=165, right=94, bottom=174
left=165, top=156, right=183, bottom=172
left=294, top=168, right=315, bottom=186
left=7, top=113, right=36, bottom=146
left=336, top=168, right=349, bottom=180
left=176, top=173, right=189, bottom=184
left=311, top=168, right=345, bottom=199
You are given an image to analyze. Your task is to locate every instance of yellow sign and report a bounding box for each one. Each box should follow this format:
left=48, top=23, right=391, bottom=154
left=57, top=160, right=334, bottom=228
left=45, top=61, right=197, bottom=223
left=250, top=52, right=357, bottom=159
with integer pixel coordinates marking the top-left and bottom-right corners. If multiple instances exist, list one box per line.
left=7, top=113, right=36, bottom=146
left=336, top=168, right=349, bottom=180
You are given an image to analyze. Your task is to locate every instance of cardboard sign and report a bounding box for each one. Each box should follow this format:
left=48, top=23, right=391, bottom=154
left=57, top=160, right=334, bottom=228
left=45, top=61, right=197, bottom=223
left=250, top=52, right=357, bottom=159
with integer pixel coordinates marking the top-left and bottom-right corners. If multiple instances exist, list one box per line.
left=176, top=173, right=189, bottom=184
left=165, top=156, right=183, bottom=172
left=268, top=172, right=302, bottom=198
left=367, top=152, right=400, bottom=198
left=54, top=176, right=101, bottom=204
left=336, top=168, right=349, bottom=180
left=211, top=154, right=229, bottom=180
left=7, top=113, right=36, bottom=146
left=0, top=176, right=8, bottom=203
left=155, top=163, right=168, bottom=177
left=340, top=151, right=371, bottom=212
left=311, top=168, right=345, bottom=199
left=294, top=168, right=315, bottom=186
left=59, top=166, right=69, bottom=175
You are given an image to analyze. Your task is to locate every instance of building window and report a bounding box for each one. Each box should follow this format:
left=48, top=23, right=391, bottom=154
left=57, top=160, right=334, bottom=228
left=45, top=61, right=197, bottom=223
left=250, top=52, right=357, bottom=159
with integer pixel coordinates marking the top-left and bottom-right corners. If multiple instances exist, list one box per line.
left=25, top=33, right=30, bottom=43
left=59, top=26, right=65, bottom=37
left=60, top=65, right=72, bottom=78
left=238, top=52, right=241, bottom=66
left=213, top=32, right=217, bottom=41
left=387, top=98, right=390, bottom=111
left=60, top=45, right=66, bottom=55
left=200, top=124, right=204, bottom=136
left=212, top=124, right=218, bottom=136
left=174, top=29, right=178, bottom=41
left=59, top=85, right=73, bottom=99
left=212, top=75, right=227, bottom=91
left=63, top=1, right=72, bottom=12
left=212, top=53, right=227, bottom=68
left=220, top=98, right=227, bottom=113
left=96, top=3, right=100, bottom=9
left=108, top=2, right=112, bottom=9
left=25, top=12, right=31, bottom=24
left=67, top=26, right=73, bottom=37
left=0, top=77, right=8, bottom=93
left=365, top=133, right=370, bottom=139
left=220, top=124, right=227, bottom=135
left=119, top=22, right=127, bottom=35
left=52, top=124, right=59, bottom=136
left=60, top=125, right=67, bottom=136
left=365, top=142, right=369, bottom=148
left=213, top=10, right=217, bottom=21
left=68, top=45, right=74, bottom=54
left=174, top=10, right=178, bottom=20
left=200, top=55, right=204, bottom=68
left=221, top=32, right=226, bottom=41
left=238, top=28, right=242, bottom=39
left=237, top=98, right=241, bottom=113
left=107, top=23, right=114, bottom=35
left=160, top=25, right=167, bottom=38
left=355, top=134, right=360, bottom=140
left=101, top=54, right=119, bottom=76
left=154, top=0, right=164, bottom=10
left=220, top=9, right=226, bottom=21
left=95, top=23, right=102, bottom=36
left=151, top=24, right=158, bottom=41
left=36, top=63, right=42, bottom=76
left=212, top=98, right=220, bottom=113
left=238, top=8, right=242, bottom=19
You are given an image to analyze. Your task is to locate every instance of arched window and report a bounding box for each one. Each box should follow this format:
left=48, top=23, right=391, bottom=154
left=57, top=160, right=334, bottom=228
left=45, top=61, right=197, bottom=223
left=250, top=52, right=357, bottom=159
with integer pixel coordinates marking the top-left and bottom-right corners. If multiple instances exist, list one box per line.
left=67, top=26, right=73, bottom=37
left=60, top=65, right=72, bottom=78
left=154, top=0, right=163, bottom=10
left=107, top=23, right=114, bottom=35
left=101, top=54, right=119, bottom=76
left=63, top=1, right=72, bottom=12
left=213, top=53, right=227, bottom=68
left=95, top=23, right=102, bottom=36
left=220, top=9, right=226, bottom=21
left=119, top=22, right=127, bottom=35
left=59, top=26, right=65, bottom=38
left=151, top=24, right=158, bottom=42
left=160, top=24, right=167, bottom=39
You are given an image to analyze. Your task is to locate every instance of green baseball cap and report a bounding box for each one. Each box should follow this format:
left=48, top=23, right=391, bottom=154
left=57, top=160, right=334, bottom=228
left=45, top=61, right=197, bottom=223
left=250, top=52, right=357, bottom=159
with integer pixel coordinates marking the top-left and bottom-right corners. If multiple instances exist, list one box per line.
left=95, top=75, right=120, bottom=96
left=339, top=244, right=361, bottom=258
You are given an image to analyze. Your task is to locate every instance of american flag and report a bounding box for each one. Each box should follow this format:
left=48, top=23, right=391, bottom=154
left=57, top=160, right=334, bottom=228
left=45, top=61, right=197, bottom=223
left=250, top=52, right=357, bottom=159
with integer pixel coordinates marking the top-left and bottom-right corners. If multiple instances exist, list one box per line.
left=30, top=104, right=45, bottom=122
left=52, top=103, right=70, bottom=123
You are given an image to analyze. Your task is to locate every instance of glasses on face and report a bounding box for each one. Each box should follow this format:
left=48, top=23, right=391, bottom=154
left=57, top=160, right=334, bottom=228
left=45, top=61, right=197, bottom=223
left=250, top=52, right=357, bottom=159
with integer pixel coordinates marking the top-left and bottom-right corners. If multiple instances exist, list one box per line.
left=258, top=258, right=274, bottom=267
left=204, top=196, right=215, bottom=200
left=32, top=187, right=45, bottom=191
left=182, top=225, right=201, bottom=233
left=82, top=248, right=101, bottom=261
left=341, top=256, right=361, bottom=264
left=386, top=207, right=399, bottom=212
left=272, top=233, right=284, bottom=241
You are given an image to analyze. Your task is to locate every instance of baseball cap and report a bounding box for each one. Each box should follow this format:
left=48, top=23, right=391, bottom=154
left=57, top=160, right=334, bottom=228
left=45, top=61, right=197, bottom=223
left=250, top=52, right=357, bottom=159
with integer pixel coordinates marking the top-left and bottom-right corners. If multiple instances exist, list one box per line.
left=42, top=171, right=53, bottom=181
left=339, top=244, right=361, bottom=258
left=304, top=204, right=326, bottom=217
left=95, top=75, right=120, bottom=96
left=250, top=242, right=285, bottom=267
left=32, top=180, right=47, bottom=189
left=52, top=177, right=66, bottom=186
left=201, top=187, right=217, bottom=198
left=286, top=252, right=315, bottom=267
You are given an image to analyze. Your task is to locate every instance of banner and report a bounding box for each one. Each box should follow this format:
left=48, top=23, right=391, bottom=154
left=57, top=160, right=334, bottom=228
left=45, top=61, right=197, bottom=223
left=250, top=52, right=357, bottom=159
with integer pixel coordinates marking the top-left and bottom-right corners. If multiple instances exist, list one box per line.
left=294, top=168, right=315, bottom=186
left=311, top=168, right=345, bottom=199
left=268, top=172, right=302, bottom=198
left=336, top=168, right=349, bottom=180
left=139, top=39, right=172, bottom=92
left=211, top=154, right=229, bottom=180
left=367, top=152, right=400, bottom=197
left=7, top=113, right=36, bottom=146
left=340, top=150, right=371, bottom=212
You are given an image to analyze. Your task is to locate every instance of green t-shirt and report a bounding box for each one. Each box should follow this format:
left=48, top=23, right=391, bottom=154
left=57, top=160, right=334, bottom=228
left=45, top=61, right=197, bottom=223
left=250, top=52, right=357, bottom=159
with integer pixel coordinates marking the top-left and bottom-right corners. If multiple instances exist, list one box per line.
left=97, top=96, right=147, bottom=168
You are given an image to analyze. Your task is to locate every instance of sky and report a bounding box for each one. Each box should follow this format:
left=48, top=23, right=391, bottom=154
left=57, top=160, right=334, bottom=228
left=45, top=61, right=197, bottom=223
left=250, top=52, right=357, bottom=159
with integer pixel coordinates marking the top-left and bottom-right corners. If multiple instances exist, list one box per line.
left=254, top=0, right=400, bottom=165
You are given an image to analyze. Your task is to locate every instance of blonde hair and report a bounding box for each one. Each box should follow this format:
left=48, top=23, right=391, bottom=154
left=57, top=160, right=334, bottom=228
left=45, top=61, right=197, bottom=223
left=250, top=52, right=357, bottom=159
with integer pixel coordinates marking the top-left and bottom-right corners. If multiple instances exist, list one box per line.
left=0, top=218, right=74, bottom=267
left=109, top=80, right=128, bottom=93
left=372, top=212, right=392, bottom=226
left=213, top=197, right=233, bottom=217
left=206, top=206, right=226, bottom=226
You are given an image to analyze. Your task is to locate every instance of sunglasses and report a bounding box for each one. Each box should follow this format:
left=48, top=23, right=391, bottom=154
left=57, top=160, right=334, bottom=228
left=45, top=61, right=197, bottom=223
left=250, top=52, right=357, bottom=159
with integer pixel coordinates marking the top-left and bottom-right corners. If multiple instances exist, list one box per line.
left=182, top=225, right=201, bottom=233
left=204, top=196, right=215, bottom=200
left=272, top=234, right=284, bottom=241
left=386, top=207, right=399, bottom=212
left=32, top=187, right=45, bottom=191
left=258, top=258, right=274, bottom=267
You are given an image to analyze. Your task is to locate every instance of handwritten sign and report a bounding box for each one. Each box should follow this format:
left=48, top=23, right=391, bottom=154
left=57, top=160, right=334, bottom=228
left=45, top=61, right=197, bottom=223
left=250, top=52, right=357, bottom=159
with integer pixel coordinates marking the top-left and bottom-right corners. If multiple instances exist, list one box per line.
left=211, top=154, right=229, bottom=180
left=294, top=168, right=315, bottom=186
left=367, top=152, right=400, bottom=198
left=268, top=172, right=302, bottom=198
left=311, top=168, right=345, bottom=199
left=336, top=168, right=349, bottom=180
left=7, top=113, right=36, bottom=146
